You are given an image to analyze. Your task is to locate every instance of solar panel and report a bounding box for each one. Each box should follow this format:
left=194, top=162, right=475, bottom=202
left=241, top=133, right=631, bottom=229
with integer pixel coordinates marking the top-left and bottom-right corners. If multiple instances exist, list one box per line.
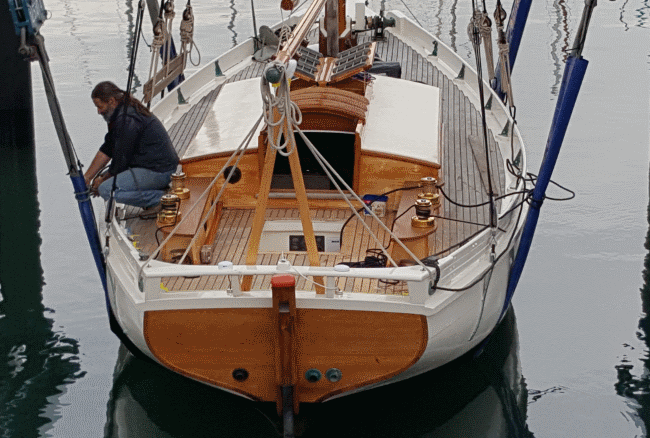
left=292, top=42, right=376, bottom=84
left=295, top=46, right=323, bottom=79
left=332, top=42, right=373, bottom=78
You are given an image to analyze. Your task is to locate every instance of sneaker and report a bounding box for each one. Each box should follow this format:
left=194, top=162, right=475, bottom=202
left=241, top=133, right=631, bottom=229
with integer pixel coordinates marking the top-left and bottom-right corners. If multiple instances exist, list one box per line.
left=139, top=203, right=162, bottom=219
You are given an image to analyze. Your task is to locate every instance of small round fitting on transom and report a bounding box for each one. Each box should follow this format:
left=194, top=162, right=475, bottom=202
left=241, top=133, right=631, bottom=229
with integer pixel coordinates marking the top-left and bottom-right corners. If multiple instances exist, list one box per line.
left=325, top=368, right=342, bottom=382
left=305, top=369, right=322, bottom=383
left=232, top=368, right=249, bottom=382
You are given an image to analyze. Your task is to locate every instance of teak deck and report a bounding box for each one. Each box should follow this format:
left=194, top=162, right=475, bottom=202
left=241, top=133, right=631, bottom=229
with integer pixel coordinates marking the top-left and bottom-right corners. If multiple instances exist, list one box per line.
left=122, top=31, right=505, bottom=294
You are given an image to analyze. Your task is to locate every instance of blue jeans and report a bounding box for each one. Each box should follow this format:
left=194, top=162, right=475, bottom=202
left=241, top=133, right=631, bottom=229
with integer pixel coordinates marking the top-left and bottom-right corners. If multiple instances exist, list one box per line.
left=98, top=168, right=174, bottom=208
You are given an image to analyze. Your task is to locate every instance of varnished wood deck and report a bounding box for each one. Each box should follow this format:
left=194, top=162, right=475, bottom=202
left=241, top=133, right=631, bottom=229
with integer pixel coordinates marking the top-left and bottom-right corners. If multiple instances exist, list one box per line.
left=122, top=31, right=505, bottom=294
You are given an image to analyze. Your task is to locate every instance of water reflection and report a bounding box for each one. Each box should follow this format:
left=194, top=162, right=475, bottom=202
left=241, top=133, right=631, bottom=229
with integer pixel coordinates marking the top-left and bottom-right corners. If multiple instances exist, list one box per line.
left=614, top=175, right=650, bottom=430
left=547, top=0, right=571, bottom=95
left=229, top=0, right=239, bottom=48
left=636, top=0, right=650, bottom=28
left=0, top=113, right=84, bottom=436
left=124, top=0, right=143, bottom=93
left=448, top=0, right=459, bottom=52
left=105, top=309, right=531, bottom=437
left=619, top=0, right=650, bottom=30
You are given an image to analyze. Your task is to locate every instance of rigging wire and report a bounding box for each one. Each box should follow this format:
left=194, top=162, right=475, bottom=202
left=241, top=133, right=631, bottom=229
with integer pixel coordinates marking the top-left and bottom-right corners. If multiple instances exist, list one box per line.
left=177, top=115, right=264, bottom=264
left=260, top=64, right=436, bottom=282
left=468, top=8, right=497, bottom=231
left=138, top=114, right=263, bottom=273
left=396, top=0, right=424, bottom=28
left=126, top=0, right=146, bottom=97
left=106, top=0, right=147, bottom=231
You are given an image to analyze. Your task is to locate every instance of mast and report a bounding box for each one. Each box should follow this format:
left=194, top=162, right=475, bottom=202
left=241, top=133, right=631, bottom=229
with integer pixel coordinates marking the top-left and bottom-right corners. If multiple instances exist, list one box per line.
left=325, top=0, right=339, bottom=57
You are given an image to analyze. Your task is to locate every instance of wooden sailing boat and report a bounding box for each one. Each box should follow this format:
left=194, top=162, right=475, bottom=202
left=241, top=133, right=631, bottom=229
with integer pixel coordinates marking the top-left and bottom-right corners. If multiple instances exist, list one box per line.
left=104, top=0, right=532, bottom=427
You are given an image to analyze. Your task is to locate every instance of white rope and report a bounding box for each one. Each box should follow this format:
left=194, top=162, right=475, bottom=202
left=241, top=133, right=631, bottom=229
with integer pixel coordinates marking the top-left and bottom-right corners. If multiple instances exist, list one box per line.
left=290, top=263, right=338, bottom=291
left=493, top=1, right=514, bottom=107
left=146, top=20, right=166, bottom=103
left=260, top=61, right=301, bottom=156
left=163, top=1, right=175, bottom=78
left=498, top=41, right=514, bottom=106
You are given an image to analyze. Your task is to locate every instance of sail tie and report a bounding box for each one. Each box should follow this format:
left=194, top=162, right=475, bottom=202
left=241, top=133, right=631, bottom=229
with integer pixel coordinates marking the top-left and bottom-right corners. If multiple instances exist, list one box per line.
left=494, top=0, right=514, bottom=106
left=478, top=11, right=495, bottom=82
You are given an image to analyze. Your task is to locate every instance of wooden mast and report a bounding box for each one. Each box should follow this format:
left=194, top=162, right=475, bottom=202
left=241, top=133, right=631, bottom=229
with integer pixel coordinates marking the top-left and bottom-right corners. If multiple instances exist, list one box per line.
left=325, top=0, right=339, bottom=57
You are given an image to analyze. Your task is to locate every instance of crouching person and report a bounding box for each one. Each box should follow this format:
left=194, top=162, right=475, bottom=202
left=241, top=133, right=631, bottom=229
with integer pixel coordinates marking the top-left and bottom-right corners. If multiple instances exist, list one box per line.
left=84, top=81, right=179, bottom=214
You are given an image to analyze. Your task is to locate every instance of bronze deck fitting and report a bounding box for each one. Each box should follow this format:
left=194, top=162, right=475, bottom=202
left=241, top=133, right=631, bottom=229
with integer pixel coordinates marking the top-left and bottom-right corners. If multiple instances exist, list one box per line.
left=419, top=176, right=438, bottom=197
left=171, top=172, right=190, bottom=200
left=412, top=198, right=435, bottom=228
left=158, top=193, right=181, bottom=223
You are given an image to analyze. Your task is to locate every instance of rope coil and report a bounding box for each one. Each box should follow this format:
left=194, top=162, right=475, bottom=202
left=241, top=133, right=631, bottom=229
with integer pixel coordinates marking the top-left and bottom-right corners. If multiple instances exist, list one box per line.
left=260, top=61, right=302, bottom=157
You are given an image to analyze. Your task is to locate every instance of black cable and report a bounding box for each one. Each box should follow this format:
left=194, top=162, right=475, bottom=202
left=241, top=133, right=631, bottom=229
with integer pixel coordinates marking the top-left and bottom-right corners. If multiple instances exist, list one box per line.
left=340, top=248, right=388, bottom=268
left=429, top=213, right=506, bottom=232
left=155, top=224, right=175, bottom=246
left=435, top=186, right=529, bottom=293
left=126, top=0, right=146, bottom=97
left=338, top=185, right=422, bottom=244
left=421, top=256, right=441, bottom=290
left=438, top=186, right=491, bottom=208
left=391, top=204, right=415, bottom=226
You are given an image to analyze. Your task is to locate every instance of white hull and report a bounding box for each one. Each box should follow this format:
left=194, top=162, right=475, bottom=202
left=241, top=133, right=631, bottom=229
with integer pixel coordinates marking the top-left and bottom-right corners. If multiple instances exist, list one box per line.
left=105, top=5, right=529, bottom=406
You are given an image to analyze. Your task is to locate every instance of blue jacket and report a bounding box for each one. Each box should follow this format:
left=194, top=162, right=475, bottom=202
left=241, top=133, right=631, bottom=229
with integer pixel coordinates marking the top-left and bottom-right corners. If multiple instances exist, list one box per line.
left=99, top=103, right=179, bottom=176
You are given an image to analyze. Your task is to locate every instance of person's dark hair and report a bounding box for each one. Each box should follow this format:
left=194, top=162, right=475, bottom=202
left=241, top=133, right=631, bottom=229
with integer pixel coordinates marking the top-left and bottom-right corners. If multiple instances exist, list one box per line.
left=91, top=81, right=151, bottom=117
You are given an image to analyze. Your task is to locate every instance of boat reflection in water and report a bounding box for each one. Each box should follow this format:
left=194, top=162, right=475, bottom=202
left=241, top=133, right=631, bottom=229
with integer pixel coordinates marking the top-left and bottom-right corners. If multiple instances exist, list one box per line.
left=105, top=308, right=532, bottom=437
left=0, top=133, right=85, bottom=436
left=615, top=187, right=650, bottom=431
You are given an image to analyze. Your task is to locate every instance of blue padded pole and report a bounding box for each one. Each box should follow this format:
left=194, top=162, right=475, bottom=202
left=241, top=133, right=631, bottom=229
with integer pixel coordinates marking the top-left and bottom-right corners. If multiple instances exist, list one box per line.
left=70, top=175, right=108, bottom=294
left=501, top=56, right=588, bottom=319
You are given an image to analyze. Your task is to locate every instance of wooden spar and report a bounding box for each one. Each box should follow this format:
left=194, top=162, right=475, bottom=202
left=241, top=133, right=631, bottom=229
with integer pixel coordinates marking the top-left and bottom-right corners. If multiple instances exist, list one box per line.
left=275, top=0, right=328, bottom=63
left=242, top=111, right=324, bottom=293
left=284, top=115, right=325, bottom=293
left=241, top=134, right=277, bottom=291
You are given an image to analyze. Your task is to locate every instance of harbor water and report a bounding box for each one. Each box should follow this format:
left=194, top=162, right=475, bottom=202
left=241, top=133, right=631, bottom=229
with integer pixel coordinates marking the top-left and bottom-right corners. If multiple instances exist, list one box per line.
left=0, top=0, right=648, bottom=436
